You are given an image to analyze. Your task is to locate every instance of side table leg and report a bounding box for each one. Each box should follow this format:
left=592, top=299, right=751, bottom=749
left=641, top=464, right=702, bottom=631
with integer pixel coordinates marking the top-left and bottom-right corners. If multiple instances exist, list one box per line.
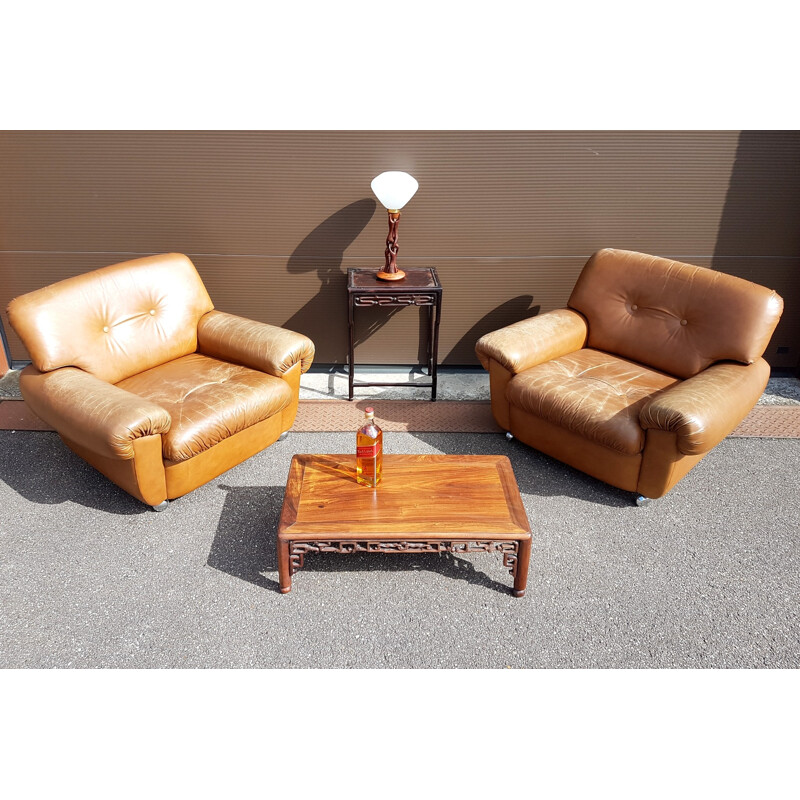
left=348, top=296, right=355, bottom=401
left=513, top=538, right=531, bottom=598
left=425, top=305, right=433, bottom=376
left=278, top=539, right=292, bottom=594
left=431, top=295, right=441, bottom=401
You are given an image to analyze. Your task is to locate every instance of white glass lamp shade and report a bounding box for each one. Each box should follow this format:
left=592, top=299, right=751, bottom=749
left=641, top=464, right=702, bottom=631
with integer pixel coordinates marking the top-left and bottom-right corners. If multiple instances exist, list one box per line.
left=371, top=171, right=419, bottom=211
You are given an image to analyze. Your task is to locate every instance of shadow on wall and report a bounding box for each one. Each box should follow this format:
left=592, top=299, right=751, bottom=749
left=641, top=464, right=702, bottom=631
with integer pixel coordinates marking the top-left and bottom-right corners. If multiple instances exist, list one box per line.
left=712, top=131, right=800, bottom=262
left=443, top=295, right=540, bottom=366
left=712, top=130, right=800, bottom=371
left=281, top=201, right=544, bottom=367
left=282, top=198, right=388, bottom=364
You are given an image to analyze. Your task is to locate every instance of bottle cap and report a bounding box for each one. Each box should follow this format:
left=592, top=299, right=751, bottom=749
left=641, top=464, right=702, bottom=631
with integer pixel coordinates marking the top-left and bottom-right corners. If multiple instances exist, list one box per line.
left=365, top=407, right=374, bottom=416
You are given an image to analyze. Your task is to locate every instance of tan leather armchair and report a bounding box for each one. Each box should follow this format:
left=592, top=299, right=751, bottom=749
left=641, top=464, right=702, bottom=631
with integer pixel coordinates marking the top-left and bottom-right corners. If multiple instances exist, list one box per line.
left=7, top=253, right=315, bottom=509
left=476, top=249, right=784, bottom=504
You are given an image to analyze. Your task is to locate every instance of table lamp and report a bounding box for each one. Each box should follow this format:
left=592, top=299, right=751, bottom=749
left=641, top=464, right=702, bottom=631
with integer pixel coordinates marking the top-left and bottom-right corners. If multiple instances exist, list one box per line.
left=370, top=171, right=419, bottom=281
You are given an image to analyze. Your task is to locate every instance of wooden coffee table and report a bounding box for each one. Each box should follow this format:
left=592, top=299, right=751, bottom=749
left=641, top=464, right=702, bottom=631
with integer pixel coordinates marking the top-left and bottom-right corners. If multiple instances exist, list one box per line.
left=277, top=454, right=532, bottom=596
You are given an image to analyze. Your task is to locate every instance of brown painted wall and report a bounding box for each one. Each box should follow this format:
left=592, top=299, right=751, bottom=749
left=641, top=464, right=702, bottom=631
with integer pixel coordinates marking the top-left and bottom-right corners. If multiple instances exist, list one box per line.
left=1, top=130, right=798, bottom=369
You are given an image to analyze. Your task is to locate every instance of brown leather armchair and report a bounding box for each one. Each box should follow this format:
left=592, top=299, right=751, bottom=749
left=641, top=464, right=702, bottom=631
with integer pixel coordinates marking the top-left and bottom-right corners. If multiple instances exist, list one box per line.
left=7, top=253, right=315, bottom=510
left=476, top=249, right=784, bottom=504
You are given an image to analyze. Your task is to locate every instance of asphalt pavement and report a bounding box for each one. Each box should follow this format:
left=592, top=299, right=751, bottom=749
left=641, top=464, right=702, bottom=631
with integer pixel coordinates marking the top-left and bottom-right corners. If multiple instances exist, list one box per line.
left=1, top=429, right=798, bottom=668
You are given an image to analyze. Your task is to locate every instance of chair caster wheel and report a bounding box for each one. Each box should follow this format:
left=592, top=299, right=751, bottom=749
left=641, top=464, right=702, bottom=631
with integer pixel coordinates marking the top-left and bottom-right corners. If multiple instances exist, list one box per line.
left=505, top=432, right=514, bottom=440
left=635, top=495, right=652, bottom=507
left=151, top=500, right=169, bottom=512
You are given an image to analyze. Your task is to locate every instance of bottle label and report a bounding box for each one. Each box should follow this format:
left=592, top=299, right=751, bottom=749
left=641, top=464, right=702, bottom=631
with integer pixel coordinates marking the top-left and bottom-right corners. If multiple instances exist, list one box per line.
left=357, top=443, right=379, bottom=458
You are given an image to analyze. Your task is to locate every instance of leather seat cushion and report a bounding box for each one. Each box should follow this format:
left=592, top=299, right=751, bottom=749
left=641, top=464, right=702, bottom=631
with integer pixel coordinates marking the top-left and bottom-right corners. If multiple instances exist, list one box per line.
left=117, top=353, right=292, bottom=462
left=506, top=349, right=679, bottom=455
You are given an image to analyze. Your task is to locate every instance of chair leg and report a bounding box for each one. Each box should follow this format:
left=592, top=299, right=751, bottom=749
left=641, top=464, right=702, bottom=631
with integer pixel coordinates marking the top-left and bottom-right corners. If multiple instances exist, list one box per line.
left=278, top=431, right=289, bottom=442
left=151, top=500, right=169, bottom=512
left=505, top=431, right=514, bottom=440
left=635, top=495, right=652, bottom=507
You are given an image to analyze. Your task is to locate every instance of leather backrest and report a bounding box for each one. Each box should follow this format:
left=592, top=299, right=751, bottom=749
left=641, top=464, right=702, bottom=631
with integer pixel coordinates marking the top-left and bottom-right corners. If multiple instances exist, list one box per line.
left=7, top=253, right=214, bottom=384
left=567, top=249, right=784, bottom=378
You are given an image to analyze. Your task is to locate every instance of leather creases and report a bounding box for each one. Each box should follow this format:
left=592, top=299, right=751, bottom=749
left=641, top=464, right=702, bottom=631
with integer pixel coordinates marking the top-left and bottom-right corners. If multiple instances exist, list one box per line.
left=197, top=310, right=315, bottom=376
left=639, top=358, right=771, bottom=455
left=475, top=308, right=588, bottom=374
left=507, top=350, right=678, bottom=455
left=568, top=249, right=784, bottom=379
left=6, top=252, right=315, bottom=506
left=480, top=247, right=784, bottom=498
left=19, top=365, right=172, bottom=460
left=7, top=253, right=214, bottom=384
left=117, top=353, right=292, bottom=462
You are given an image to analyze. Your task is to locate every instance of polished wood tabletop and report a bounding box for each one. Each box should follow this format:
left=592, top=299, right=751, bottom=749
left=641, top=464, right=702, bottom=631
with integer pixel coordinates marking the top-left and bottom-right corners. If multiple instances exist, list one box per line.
left=278, top=454, right=530, bottom=540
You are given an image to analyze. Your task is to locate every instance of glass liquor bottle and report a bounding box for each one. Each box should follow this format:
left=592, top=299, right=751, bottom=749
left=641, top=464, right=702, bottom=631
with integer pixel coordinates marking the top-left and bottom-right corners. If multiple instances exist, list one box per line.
left=356, top=406, right=383, bottom=487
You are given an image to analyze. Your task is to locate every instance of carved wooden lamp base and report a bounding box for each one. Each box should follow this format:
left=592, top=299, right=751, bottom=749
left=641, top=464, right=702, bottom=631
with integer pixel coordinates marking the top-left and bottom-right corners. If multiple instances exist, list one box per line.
left=376, top=209, right=405, bottom=281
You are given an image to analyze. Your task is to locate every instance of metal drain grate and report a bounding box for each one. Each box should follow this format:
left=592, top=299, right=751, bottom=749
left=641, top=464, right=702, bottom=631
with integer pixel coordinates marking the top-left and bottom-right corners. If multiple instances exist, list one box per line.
left=1, top=398, right=799, bottom=437
left=729, top=406, right=800, bottom=438
left=293, top=400, right=502, bottom=433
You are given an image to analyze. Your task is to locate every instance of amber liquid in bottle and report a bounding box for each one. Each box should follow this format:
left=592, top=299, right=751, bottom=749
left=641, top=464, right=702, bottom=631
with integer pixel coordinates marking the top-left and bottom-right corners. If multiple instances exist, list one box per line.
left=356, top=407, right=383, bottom=487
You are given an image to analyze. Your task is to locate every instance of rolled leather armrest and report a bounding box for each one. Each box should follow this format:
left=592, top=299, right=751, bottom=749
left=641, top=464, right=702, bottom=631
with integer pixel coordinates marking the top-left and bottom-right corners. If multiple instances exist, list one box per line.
left=19, top=365, right=172, bottom=460
left=475, top=308, right=588, bottom=374
left=639, top=358, right=771, bottom=456
left=197, top=310, right=315, bottom=377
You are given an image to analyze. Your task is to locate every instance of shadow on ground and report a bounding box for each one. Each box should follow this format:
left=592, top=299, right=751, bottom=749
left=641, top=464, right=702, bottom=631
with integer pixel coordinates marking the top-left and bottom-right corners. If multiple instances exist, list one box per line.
left=0, top=430, right=146, bottom=514
left=408, top=432, right=635, bottom=508
left=0, top=427, right=633, bottom=522
left=208, top=482, right=516, bottom=596
left=206, top=484, right=284, bottom=592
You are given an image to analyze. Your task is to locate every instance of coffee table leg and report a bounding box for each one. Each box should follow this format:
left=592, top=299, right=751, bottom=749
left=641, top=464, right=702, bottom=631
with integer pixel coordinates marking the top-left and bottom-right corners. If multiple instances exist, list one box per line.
left=513, top=538, right=531, bottom=598
left=278, top=539, right=292, bottom=594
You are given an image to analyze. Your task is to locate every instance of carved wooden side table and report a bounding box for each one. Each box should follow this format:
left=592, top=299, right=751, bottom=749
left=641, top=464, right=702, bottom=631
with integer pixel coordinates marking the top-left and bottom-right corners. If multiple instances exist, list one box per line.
left=346, top=267, right=442, bottom=401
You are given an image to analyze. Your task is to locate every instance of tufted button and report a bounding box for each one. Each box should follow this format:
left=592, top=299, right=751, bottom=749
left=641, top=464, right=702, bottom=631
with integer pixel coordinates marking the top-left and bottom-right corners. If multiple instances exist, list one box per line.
left=149, top=309, right=156, bottom=316
left=103, top=326, right=109, bottom=333
left=630, top=304, right=638, bottom=312
left=680, top=319, right=688, bottom=326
